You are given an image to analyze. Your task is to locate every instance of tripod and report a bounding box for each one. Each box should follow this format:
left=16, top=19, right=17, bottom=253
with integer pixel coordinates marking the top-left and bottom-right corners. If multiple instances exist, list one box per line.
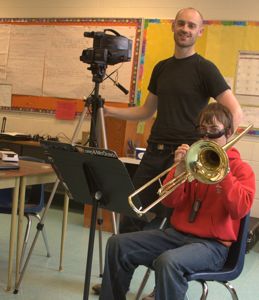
left=14, top=63, right=118, bottom=294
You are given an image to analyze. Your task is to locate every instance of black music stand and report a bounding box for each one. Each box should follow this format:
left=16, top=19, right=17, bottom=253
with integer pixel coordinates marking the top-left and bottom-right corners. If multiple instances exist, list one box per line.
left=41, top=140, right=146, bottom=300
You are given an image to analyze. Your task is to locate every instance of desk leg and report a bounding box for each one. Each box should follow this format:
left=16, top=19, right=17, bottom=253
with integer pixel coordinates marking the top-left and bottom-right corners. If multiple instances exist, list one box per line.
left=6, top=177, right=20, bottom=291
left=15, top=177, right=26, bottom=284
left=59, top=193, right=69, bottom=271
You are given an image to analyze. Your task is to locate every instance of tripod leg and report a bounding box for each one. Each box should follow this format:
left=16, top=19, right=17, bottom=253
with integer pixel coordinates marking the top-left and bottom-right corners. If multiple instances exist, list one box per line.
left=71, top=106, right=89, bottom=146
left=96, top=106, right=108, bottom=148
left=13, top=179, right=60, bottom=294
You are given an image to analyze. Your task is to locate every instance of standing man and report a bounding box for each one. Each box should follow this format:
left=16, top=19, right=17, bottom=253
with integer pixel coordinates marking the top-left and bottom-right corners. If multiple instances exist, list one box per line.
left=105, top=8, right=242, bottom=230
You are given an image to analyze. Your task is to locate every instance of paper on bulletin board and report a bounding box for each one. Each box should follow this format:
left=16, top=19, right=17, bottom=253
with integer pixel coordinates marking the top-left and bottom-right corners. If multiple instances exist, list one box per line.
left=0, top=24, right=10, bottom=80
left=55, top=100, right=76, bottom=120
left=0, top=83, right=12, bottom=107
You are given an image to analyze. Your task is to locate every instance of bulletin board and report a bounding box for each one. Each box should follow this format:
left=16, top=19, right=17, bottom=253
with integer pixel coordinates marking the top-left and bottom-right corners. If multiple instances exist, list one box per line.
left=0, top=18, right=142, bottom=115
left=137, top=19, right=259, bottom=134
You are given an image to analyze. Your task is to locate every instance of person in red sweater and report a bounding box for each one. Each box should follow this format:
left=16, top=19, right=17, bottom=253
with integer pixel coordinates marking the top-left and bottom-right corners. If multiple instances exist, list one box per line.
left=99, top=102, right=255, bottom=300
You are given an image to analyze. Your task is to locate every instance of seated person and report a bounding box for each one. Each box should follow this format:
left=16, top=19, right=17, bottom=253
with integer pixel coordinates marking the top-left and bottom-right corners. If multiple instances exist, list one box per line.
left=99, top=102, right=255, bottom=300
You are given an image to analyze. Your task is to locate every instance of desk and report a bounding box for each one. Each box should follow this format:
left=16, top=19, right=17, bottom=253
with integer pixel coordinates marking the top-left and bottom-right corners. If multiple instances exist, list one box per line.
left=119, top=157, right=140, bottom=178
left=0, top=160, right=69, bottom=291
left=0, top=140, right=45, bottom=160
left=119, top=157, right=141, bottom=165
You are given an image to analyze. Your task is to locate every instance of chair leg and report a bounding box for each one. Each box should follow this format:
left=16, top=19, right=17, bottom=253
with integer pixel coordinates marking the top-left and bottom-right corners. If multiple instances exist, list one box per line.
left=135, top=268, right=152, bottom=300
left=219, top=281, right=238, bottom=300
left=197, top=280, right=208, bottom=300
left=185, top=294, right=190, bottom=300
left=34, top=214, right=51, bottom=257
left=19, top=215, right=32, bottom=271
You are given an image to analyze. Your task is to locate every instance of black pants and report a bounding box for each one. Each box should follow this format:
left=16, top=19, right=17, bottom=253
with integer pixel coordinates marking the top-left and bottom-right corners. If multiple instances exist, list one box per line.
left=119, top=144, right=177, bottom=233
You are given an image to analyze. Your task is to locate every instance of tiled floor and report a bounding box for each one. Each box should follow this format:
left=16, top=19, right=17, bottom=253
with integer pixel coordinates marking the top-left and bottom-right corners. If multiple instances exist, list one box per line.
left=0, top=208, right=259, bottom=299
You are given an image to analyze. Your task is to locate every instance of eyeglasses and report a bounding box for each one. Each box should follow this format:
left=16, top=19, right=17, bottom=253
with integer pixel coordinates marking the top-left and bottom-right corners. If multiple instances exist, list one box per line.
left=196, top=127, right=226, bottom=139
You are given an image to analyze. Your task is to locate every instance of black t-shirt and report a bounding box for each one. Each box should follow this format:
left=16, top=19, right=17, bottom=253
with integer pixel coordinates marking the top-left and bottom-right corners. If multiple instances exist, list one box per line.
left=148, top=53, right=229, bottom=145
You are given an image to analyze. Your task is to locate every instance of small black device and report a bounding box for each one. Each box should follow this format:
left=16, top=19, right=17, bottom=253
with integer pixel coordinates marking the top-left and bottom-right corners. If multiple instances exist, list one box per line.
left=188, top=199, right=202, bottom=223
left=246, top=217, right=259, bottom=253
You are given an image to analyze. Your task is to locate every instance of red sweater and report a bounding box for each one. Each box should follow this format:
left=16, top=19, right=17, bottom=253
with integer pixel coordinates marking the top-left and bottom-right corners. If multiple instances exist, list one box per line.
left=162, top=147, right=256, bottom=242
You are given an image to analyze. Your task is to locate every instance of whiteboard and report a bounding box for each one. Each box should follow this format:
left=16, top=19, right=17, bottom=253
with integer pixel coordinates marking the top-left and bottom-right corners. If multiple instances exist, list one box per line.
left=0, top=18, right=142, bottom=112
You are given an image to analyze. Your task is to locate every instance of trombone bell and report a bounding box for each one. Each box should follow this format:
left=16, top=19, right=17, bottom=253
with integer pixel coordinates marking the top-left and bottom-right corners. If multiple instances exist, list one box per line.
left=185, top=140, right=229, bottom=184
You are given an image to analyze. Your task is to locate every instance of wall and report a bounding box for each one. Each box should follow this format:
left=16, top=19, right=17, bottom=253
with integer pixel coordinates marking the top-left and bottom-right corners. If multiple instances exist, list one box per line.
left=0, top=0, right=259, bottom=216
left=1, top=0, right=259, bottom=20
left=235, top=137, right=259, bottom=217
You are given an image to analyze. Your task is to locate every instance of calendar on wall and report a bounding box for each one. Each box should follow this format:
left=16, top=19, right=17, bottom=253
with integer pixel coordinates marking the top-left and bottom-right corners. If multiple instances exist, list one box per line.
left=235, top=51, right=259, bottom=106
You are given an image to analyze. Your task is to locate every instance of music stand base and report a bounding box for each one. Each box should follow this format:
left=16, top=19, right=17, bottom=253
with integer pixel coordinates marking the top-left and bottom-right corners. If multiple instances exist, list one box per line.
left=83, top=196, right=99, bottom=300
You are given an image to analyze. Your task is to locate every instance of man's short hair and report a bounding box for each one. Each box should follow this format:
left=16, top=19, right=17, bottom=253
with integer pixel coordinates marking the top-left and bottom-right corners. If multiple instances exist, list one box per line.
left=175, top=7, right=204, bottom=24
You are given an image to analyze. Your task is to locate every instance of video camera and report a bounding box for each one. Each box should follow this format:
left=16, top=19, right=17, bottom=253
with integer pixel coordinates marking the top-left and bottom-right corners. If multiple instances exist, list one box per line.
left=80, top=29, right=132, bottom=66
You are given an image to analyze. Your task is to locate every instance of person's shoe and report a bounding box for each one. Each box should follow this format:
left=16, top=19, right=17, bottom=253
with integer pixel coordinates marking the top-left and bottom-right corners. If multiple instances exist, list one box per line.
left=92, top=283, right=101, bottom=295
left=142, top=290, right=155, bottom=300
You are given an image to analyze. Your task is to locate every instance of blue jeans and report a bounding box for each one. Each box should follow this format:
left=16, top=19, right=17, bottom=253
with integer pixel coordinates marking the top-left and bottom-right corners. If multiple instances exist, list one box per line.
left=99, top=227, right=229, bottom=300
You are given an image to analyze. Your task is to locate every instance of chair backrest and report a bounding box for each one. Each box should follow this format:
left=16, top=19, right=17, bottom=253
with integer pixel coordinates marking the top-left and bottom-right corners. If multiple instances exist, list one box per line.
left=0, top=156, right=45, bottom=212
left=19, top=156, right=45, bottom=210
left=222, top=212, right=250, bottom=278
left=186, top=212, right=251, bottom=284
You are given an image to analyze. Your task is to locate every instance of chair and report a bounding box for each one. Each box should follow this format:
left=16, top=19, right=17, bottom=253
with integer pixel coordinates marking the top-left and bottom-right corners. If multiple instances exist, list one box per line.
left=0, top=156, right=51, bottom=270
left=186, top=213, right=250, bottom=300
left=135, top=213, right=250, bottom=300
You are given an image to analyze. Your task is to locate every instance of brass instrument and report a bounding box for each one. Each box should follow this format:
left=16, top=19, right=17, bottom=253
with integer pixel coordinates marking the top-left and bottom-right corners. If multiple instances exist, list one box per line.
left=128, top=124, right=253, bottom=217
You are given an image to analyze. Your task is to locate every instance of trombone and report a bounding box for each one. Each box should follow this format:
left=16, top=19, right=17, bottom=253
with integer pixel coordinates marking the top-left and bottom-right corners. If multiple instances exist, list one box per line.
left=128, top=124, right=253, bottom=217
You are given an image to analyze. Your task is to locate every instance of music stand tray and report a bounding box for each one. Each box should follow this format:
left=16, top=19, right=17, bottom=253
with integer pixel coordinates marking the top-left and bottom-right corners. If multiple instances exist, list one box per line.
left=41, top=140, right=145, bottom=300
left=41, top=140, right=144, bottom=218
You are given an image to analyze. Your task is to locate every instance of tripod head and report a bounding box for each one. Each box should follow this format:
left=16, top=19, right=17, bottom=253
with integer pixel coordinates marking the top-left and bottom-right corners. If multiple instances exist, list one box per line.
left=87, top=63, right=107, bottom=83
